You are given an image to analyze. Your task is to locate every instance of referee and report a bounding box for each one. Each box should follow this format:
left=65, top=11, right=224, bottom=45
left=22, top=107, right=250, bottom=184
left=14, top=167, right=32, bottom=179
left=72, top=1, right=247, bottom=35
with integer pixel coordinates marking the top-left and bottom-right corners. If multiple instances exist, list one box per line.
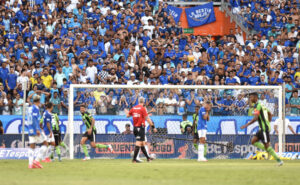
left=125, top=97, right=157, bottom=163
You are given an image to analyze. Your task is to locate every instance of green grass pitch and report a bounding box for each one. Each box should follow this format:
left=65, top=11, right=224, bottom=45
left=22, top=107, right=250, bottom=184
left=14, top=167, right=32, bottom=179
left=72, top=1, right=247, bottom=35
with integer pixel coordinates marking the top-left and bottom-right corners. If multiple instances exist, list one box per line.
left=0, top=159, right=299, bottom=185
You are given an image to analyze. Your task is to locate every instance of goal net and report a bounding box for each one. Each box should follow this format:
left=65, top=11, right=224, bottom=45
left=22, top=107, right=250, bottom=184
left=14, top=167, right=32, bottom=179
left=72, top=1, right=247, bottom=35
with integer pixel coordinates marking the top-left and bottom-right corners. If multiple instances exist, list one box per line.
left=64, top=85, right=284, bottom=160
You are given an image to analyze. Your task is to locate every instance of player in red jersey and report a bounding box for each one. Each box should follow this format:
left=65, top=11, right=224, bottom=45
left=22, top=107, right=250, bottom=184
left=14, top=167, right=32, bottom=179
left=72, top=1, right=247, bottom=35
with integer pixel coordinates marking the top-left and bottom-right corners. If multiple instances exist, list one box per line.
left=125, top=97, right=157, bottom=163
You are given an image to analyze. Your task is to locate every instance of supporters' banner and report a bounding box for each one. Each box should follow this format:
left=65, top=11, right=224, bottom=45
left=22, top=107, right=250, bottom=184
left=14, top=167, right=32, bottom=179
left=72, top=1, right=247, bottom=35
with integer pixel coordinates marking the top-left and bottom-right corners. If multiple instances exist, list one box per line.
left=167, top=5, right=182, bottom=24
left=1, top=134, right=299, bottom=159
left=185, top=2, right=216, bottom=27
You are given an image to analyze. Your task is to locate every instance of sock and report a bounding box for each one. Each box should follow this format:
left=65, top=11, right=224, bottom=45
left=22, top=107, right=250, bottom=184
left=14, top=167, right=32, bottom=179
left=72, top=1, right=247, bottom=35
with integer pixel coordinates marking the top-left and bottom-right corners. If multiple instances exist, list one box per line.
left=36, top=145, right=47, bottom=162
left=253, top=142, right=265, bottom=150
left=136, top=148, right=141, bottom=160
left=59, top=142, right=67, bottom=149
left=96, top=144, right=108, bottom=149
left=198, top=144, right=204, bottom=160
left=193, top=143, right=198, bottom=150
left=28, top=148, right=34, bottom=166
left=47, top=145, right=54, bottom=158
left=82, top=144, right=89, bottom=157
left=56, top=146, right=61, bottom=160
left=56, top=146, right=61, bottom=156
left=267, top=147, right=281, bottom=162
left=137, top=145, right=149, bottom=160
left=141, top=146, right=150, bottom=159
left=133, top=146, right=140, bottom=161
left=204, top=143, right=207, bottom=157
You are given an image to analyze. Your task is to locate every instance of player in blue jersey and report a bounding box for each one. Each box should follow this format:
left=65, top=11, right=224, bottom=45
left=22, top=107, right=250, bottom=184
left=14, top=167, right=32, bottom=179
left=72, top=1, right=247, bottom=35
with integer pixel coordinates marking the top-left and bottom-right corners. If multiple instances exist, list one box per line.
left=27, top=95, right=47, bottom=169
left=197, top=101, right=212, bottom=162
left=41, top=102, right=56, bottom=162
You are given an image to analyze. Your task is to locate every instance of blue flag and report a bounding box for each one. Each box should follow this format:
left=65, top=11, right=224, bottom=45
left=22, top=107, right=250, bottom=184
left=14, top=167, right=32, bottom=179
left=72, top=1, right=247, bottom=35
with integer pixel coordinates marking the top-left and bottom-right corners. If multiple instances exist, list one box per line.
left=167, top=5, right=182, bottom=24
left=185, top=2, right=216, bottom=27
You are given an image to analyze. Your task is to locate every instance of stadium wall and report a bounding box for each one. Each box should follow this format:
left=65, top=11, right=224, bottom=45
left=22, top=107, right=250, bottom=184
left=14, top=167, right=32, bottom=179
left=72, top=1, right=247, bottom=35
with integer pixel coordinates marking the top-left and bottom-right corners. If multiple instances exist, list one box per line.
left=180, top=7, right=236, bottom=36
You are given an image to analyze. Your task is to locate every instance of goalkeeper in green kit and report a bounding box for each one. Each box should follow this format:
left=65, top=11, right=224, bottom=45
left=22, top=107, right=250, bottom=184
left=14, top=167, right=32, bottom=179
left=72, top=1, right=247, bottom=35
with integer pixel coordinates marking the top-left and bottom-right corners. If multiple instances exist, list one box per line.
left=240, top=92, right=283, bottom=166
left=51, top=113, right=68, bottom=161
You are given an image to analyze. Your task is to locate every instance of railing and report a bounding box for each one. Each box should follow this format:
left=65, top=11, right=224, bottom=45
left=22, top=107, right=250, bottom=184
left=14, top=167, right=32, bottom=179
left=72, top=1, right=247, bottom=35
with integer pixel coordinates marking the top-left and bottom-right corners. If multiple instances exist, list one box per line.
left=219, top=0, right=251, bottom=38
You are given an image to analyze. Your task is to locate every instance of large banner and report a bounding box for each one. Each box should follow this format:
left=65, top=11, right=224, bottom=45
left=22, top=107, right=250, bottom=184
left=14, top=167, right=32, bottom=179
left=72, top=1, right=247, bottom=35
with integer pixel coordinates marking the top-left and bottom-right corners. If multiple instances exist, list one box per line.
left=2, top=115, right=300, bottom=135
left=0, top=134, right=299, bottom=159
left=167, top=5, right=182, bottom=24
left=185, top=2, right=216, bottom=27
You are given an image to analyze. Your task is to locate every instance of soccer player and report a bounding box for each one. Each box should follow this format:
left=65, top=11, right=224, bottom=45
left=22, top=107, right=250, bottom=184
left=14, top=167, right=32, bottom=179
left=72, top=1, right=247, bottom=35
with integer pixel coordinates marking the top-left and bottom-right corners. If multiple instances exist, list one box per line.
left=192, top=106, right=200, bottom=150
left=41, top=102, right=56, bottom=162
left=240, top=92, right=283, bottom=166
left=125, top=97, right=157, bottom=163
left=80, top=105, right=113, bottom=160
left=197, top=101, right=212, bottom=162
left=27, top=95, right=47, bottom=169
left=51, top=112, right=68, bottom=161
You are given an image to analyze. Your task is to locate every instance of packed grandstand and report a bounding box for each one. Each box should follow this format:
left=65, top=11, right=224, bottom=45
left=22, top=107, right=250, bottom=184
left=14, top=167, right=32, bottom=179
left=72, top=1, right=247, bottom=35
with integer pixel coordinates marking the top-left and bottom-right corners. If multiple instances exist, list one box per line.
left=0, top=0, right=299, bottom=117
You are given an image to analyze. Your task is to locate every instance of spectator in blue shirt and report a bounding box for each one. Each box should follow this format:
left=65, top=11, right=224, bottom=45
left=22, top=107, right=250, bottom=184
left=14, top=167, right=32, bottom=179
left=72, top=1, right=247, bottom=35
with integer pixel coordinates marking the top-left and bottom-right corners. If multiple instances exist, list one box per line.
left=248, top=70, right=260, bottom=85
left=222, top=94, right=234, bottom=115
left=269, top=71, right=283, bottom=85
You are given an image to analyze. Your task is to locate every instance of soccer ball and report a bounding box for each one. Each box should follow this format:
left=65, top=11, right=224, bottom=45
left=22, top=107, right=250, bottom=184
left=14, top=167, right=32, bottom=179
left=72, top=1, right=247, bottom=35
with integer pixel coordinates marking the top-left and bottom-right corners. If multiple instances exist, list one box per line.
left=150, top=153, right=156, bottom=159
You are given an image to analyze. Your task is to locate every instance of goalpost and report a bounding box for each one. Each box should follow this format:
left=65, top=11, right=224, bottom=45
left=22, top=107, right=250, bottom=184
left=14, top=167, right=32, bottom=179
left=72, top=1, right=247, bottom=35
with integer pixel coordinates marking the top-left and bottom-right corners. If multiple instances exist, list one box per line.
left=66, top=85, right=284, bottom=160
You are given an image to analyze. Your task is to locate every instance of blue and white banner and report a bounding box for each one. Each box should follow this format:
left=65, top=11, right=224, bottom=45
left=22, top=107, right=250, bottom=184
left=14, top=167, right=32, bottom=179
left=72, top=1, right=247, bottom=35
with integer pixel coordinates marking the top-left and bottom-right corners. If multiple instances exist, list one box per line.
left=1, top=115, right=300, bottom=135
left=167, top=5, right=182, bottom=24
left=185, top=2, right=216, bottom=27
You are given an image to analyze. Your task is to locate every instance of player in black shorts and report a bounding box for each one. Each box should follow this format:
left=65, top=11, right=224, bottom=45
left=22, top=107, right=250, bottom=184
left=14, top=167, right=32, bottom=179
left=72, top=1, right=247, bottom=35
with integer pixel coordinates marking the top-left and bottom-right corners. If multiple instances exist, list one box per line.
left=51, top=113, right=68, bottom=161
left=80, top=105, right=113, bottom=161
left=192, top=106, right=200, bottom=150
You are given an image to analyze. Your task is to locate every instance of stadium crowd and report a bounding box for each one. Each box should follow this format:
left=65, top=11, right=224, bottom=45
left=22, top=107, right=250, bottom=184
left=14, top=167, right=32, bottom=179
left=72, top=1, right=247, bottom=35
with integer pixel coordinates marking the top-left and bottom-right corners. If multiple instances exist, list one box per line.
left=0, top=0, right=299, bottom=117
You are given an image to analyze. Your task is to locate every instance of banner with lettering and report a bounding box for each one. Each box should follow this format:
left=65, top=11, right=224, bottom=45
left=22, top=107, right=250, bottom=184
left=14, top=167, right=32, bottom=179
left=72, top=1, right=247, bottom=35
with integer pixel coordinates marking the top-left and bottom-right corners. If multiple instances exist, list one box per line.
left=185, top=2, right=216, bottom=27
left=1, top=134, right=299, bottom=159
left=167, top=5, right=182, bottom=24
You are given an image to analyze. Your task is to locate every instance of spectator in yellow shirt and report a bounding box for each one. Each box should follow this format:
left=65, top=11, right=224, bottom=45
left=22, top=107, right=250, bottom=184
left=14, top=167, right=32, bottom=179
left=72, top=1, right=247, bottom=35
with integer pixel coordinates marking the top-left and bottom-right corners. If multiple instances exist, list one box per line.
left=30, top=72, right=39, bottom=88
left=41, top=69, right=53, bottom=89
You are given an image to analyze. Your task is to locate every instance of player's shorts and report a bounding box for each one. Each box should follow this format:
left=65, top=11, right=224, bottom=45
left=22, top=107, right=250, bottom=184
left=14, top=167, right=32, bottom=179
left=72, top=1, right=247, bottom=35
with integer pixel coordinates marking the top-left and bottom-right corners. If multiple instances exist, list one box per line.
left=193, top=132, right=199, bottom=140
left=45, top=133, right=55, bottom=143
left=198, top=129, right=207, bottom=139
left=83, top=131, right=96, bottom=142
left=53, top=130, right=61, bottom=146
left=255, top=130, right=270, bottom=144
left=29, top=131, right=47, bottom=144
left=133, top=126, right=145, bottom=141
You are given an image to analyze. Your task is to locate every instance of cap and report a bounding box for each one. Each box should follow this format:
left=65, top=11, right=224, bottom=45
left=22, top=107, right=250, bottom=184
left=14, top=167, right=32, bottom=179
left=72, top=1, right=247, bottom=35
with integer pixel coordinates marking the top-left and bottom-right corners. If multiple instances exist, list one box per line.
left=36, top=61, right=40, bottom=64
left=24, top=46, right=29, bottom=49
left=32, top=46, right=38, bottom=50
left=130, top=73, right=135, bottom=77
left=63, top=88, right=68, bottom=92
